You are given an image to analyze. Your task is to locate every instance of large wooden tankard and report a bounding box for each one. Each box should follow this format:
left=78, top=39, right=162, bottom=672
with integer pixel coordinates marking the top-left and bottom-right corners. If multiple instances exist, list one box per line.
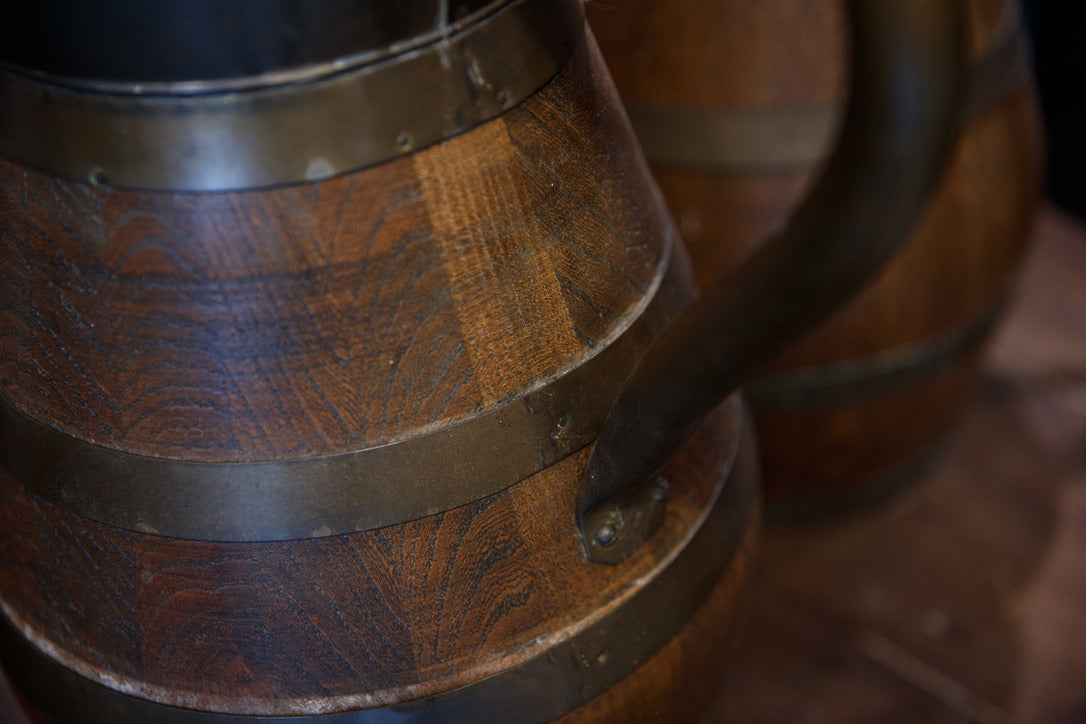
left=0, top=1, right=960, bottom=720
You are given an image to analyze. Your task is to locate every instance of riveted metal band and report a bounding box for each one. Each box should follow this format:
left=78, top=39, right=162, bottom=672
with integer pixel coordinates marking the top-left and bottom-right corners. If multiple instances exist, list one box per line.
left=0, top=0, right=583, bottom=191
left=627, top=12, right=1032, bottom=171
left=0, top=401, right=757, bottom=723
left=0, top=240, right=688, bottom=542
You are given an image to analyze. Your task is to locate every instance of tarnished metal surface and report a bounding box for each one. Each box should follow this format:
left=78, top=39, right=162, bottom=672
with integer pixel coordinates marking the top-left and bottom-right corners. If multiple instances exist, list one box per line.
left=581, top=474, right=672, bottom=565
left=0, top=0, right=582, bottom=191
left=0, top=401, right=757, bottom=723
left=626, top=9, right=1030, bottom=171
left=0, top=240, right=686, bottom=542
left=577, top=0, right=966, bottom=560
left=745, top=296, right=1006, bottom=411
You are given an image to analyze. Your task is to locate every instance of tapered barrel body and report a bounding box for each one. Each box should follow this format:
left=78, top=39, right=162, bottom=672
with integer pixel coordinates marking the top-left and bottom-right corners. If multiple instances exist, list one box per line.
left=0, top=2, right=757, bottom=719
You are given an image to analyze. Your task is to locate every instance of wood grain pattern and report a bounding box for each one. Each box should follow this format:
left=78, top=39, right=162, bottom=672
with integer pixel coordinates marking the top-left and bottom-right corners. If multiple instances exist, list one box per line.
left=0, top=29, right=670, bottom=462
left=588, top=0, right=1044, bottom=509
left=0, top=399, right=745, bottom=715
left=0, top=29, right=752, bottom=720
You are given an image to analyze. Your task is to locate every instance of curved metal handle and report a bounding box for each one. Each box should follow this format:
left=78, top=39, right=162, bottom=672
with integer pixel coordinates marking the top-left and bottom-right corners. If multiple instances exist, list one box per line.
left=578, top=0, right=966, bottom=563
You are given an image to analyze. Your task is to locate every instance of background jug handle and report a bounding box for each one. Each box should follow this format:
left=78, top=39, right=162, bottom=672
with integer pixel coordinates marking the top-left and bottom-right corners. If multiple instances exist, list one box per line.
left=578, top=0, right=966, bottom=563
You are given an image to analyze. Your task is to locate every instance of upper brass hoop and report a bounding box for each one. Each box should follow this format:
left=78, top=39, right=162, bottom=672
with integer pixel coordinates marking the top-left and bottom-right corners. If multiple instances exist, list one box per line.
left=0, top=0, right=583, bottom=191
left=626, top=15, right=1033, bottom=171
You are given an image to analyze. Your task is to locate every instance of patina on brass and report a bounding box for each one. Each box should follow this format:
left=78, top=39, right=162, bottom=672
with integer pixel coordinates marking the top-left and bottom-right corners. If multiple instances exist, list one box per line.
left=0, top=0, right=580, bottom=191
left=577, top=0, right=966, bottom=563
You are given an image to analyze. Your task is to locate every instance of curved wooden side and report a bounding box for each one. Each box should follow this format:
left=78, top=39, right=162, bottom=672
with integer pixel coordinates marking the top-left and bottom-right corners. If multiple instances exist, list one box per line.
left=0, top=396, right=752, bottom=720
left=0, top=26, right=678, bottom=463
left=0, top=24, right=760, bottom=721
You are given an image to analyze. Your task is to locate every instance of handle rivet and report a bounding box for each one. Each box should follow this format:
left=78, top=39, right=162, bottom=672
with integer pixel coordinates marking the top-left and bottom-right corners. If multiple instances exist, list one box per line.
left=651, top=476, right=670, bottom=501
left=595, top=523, right=617, bottom=547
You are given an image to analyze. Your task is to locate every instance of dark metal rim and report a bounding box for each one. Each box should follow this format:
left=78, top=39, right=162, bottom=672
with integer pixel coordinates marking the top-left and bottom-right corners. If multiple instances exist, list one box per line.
left=0, top=240, right=683, bottom=542
left=744, top=295, right=1005, bottom=412
left=0, top=0, right=583, bottom=191
left=0, top=402, right=757, bottom=723
left=626, top=9, right=1031, bottom=172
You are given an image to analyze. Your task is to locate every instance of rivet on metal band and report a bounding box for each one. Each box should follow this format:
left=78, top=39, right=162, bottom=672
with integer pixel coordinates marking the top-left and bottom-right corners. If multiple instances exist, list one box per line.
left=625, top=12, right=1033, bottom=171
left=0, top=0, right=583, bottom=191
left=0, top=241, right=687, bottom=542
left=0, top=400, right=757, bottom=724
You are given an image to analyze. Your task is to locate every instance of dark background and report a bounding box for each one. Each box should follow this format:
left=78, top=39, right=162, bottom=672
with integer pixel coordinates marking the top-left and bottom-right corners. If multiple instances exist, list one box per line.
left=1022, top=0, right=1086, bottom=221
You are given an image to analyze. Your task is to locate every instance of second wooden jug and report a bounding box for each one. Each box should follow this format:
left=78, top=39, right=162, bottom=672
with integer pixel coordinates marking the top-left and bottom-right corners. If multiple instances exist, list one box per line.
left=0, top=0, right=962, bottom=719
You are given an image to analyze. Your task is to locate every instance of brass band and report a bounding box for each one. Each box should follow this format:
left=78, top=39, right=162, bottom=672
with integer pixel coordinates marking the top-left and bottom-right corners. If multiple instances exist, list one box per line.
left=0, top=239, right=686, bottom=542
left=627, top=15, right=1032, bottom=171
left=745, top=297, right=1004, bottom=411
left=0, top=0, right=583, bottom=191
left=0, top=401, right=756, bottom=723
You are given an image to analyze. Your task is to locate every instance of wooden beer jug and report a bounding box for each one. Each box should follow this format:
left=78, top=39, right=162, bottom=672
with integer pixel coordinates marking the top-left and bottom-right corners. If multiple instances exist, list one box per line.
left=588, top=0, right=1044, bottom=519
left=0, top=1, right=960, bottom=720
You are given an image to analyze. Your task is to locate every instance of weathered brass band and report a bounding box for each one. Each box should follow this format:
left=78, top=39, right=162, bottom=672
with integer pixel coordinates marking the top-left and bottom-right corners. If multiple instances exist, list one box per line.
left=0, top=402, right=756, bottom=723
left=627, top=18, right=1031, bottom=171
left=745, top=296, right=1004, bottom=412
left=0, top=0, right=582, bottom=191
left=0, top=241, right=687, bottom=542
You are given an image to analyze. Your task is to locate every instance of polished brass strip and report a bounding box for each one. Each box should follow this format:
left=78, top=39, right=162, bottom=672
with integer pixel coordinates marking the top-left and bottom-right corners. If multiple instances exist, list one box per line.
left=628, top=19, right=1032, bottom=171
left=0, top=241, right=687, bottom=542
left=0, top=402, right=756, bottom=723
left=0, top=0, right=583, bottom=191
left=745, top=297, right=1004, bottom=412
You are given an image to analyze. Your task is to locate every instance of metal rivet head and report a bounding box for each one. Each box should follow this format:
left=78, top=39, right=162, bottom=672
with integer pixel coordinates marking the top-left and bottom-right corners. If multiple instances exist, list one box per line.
left=594, top=522, right=617, bottom=547
left=305, top=157, right=335, bottom=181
left=395, top=132, right=413, bottom=151
left=651, top=476, right=670, bottom=501
left=90, top=169, right=109, bottom=187
left=496, top=90, right=509, bottom=106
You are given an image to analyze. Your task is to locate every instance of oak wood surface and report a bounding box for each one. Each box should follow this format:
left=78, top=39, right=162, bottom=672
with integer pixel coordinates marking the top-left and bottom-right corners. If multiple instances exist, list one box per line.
left=0, top=29, right=756, bottom=720
left=0, top=29, right=671, bottom=462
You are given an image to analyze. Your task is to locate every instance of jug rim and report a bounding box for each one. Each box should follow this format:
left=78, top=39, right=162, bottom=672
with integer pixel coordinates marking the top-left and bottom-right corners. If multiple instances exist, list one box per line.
left=0, top=0, right=582, bottom=191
